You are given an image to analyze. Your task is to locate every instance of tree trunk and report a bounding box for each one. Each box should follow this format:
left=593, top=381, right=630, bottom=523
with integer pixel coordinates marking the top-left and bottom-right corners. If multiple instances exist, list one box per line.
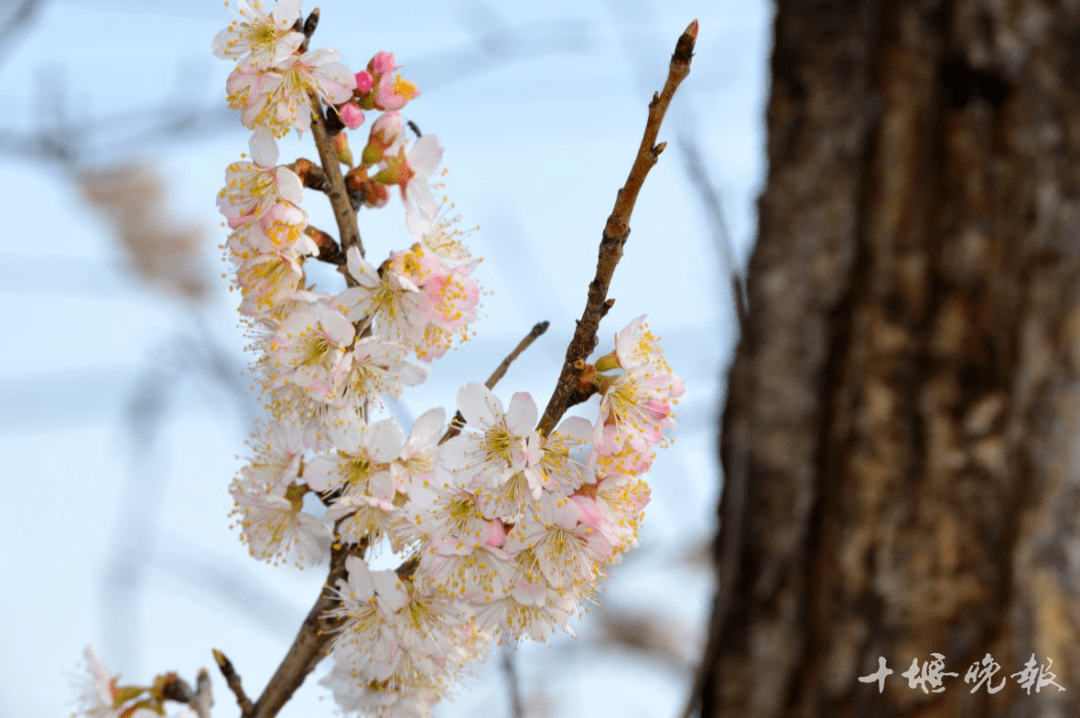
left=690, top=1, right=1080, bottom=716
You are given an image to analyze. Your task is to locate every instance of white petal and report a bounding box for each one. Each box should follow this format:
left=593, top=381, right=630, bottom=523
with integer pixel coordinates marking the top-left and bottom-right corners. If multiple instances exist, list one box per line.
left=344, top=555, right=375, bottom=599
left=346, top=246, right=379, bottom=287
left=302, top=455, right=337, bottom=491
left=409, top=407, right=446, bottom=446
left=271, top=0, right=302, bottom=26
left=408, top=135, right=444, bottom=177
left=275, top=166, right=304, bottom=204
left=249, top=126, right=279, bottom=166
left=457, top=383, right=499, bottom=429
left=367, top=419, right=405, bottom=462
left=505, top=392, right=538, bottom=435
left=315, top=304, right=356, bottom=346
left=372, top=570, right=409, bottom=612
left=368, top=471, right=395, bottom=500
left=554, top=415, right=594, bottom=443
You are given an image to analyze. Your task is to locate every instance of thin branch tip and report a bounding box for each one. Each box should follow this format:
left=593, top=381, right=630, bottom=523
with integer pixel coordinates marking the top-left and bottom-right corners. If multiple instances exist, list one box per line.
left=536, top=24, right=694, bottom=435
left=673, top=20, right=698, bottom=65
left=214, top=648, right=254, bottom=717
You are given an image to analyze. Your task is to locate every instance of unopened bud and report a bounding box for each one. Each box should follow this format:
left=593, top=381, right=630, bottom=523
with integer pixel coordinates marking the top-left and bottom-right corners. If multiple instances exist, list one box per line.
left=369, top=51, right=399, bottom=76
left=339, top=102, right=365, bottom=129
left=363, top=111, right=404, bottom=165
left=334, top=131, right=354, bottom=166
left=354, top=70, right=374, bottom=94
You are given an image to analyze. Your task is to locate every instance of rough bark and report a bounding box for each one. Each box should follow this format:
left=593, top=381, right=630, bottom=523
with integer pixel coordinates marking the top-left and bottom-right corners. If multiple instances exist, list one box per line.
left=692, top=1, right=1080, bottom=716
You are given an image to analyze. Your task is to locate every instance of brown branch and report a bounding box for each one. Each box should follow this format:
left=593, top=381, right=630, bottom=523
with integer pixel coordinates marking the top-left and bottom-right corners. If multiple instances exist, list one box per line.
left=442, top=320, right=550, bottom=443
left=304, top=225, right=346, bottom=266
left=213, top=649, right=254, bottom=717
left=308, top=93, right=364, bottom=260
left=290, top=158, right=368, bottom=212
left=289, top=157, right=330, bottom=193
left=247, top=537, right=368, bottom=718
left=535, top=20, right=697, bottom=436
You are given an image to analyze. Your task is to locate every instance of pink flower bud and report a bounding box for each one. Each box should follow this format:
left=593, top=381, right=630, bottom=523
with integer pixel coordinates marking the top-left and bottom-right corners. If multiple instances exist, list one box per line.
left=339, top=102, right=365, bottom=129
left=369, top=51, right=399, bottom=76
left=354, top=70, right=374, bottom=94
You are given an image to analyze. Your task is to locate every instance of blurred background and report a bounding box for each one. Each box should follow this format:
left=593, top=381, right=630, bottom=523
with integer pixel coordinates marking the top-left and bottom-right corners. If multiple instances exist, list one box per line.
left=0, top=1, right=769, bottom=716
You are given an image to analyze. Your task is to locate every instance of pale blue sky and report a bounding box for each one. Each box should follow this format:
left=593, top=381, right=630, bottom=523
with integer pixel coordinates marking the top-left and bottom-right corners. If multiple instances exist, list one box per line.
left=0, top=1, right=770, bottom=716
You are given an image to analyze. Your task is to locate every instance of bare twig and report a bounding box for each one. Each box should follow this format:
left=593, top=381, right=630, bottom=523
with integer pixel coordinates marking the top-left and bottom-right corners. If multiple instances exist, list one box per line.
left=213, top=649, right=255, bottom=717
left=247, top=537, right=368, bottom=718
left=536, top=20, right=697, bottom=436
left=442, top=321, right=550, bottom=442
left=308, top=94, right=364, bottom=260
left=485, top=320, right=550, bottom=390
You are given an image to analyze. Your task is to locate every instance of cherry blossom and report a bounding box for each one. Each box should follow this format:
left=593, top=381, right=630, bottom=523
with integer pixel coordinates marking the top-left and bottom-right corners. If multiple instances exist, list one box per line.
left=265, top=301, right=356, bottom=402
left=212, top=0, right=304, bottom=69
left=217, top=127, right=304, bottom=229
left=230, top=478, right=333, bottom=567
left=438, top=384, right=540, bottom=490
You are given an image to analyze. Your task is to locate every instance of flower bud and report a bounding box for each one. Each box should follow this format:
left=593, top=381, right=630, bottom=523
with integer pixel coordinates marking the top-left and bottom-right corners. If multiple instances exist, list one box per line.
left=339, top=102, right=365, bottom=129
left=362, top=111, right=404, bottom=165
left=354, top=70, right=375, bottom=94
left=368, top=51, right=399, bottom=76
left=334, top=131, right=354, bottom=166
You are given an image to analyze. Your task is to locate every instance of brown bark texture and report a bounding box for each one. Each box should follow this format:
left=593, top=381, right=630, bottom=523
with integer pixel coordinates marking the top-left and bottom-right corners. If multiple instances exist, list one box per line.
left=693, top=1, right=1080, bottom=717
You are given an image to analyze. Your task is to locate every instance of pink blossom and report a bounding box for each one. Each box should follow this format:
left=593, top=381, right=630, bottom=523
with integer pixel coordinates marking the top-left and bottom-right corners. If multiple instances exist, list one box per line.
left=374, top=71, right=420, bottom=111
left=423, top=264, right=480, bottom=330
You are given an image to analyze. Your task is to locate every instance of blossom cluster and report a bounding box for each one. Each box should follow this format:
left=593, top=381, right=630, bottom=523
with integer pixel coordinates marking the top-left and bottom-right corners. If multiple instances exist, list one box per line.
left=207, top=2, right=686, bottom=716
